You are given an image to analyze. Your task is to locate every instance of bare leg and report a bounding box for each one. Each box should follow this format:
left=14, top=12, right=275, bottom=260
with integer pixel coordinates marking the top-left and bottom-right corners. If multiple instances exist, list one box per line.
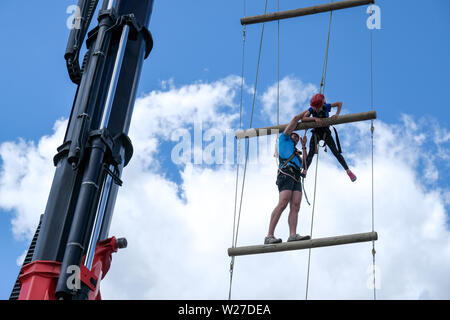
left=267, top=190, right=291, bottom=237
left=288, top=190, right=302, bottom=237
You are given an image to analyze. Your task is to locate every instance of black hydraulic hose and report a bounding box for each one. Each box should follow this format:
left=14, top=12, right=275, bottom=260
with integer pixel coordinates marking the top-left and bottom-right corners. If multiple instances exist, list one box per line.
left=65, top=0, right=99, bottom=84
left=67, top=10, right=115, bottom=169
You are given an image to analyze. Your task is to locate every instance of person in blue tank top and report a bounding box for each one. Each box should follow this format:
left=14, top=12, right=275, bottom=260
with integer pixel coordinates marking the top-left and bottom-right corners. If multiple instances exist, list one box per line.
left=265, top=110, right=312, bottom=245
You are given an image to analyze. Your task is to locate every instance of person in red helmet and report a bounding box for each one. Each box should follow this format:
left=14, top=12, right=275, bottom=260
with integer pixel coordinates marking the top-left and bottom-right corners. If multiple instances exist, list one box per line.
left=302, top=93, right=357, bottom=182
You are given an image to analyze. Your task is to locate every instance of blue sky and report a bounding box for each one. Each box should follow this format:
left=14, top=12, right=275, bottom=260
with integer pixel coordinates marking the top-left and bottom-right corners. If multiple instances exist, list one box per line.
left=1, top=0, right=449, bottom=299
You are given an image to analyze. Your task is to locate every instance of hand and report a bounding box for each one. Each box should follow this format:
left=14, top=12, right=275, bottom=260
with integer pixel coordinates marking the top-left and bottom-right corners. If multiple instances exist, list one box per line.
left=330, top=114, right=339, bottom=119
left=314, top=118, right=323, bottom=125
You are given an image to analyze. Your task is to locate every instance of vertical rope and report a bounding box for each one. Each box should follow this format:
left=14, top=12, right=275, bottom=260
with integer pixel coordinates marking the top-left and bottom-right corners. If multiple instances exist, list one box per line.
left=305, top=0, right=334, bottom=300
left=231, top=4, right=247, bottom=252
left=274, top=0, right=280, bottom=165
left=228, top=0, right=247, bottom=301
left=369, top=14, right=377, bottom=300
left=305, top=134, right=319, bottom=300
left=229, top=0, right=268, bottom=300
left=319, top=1, right=333, bottom=95
left=277, top=0, right=280, bottom=127
left=235, top=0, right=267, bottom=247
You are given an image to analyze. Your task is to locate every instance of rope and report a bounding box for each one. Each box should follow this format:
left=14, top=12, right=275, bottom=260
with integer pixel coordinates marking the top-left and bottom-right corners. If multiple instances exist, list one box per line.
left=319, top=0, right=334, bottom=95
left=231, top=2, right=247, bottom=255
left=235, top=0, right=267, bottom=248
left=274, top=0, right=280, bottom=168
left=305, top=134, right=319, bottom=300
left=369, top=11, right=377, bottom=300
left=229, top=0, right=268, bottom=300
left=228, top=0, right=247, bottom=300
left=305, top=1, right=334, bottom=300
left=277, top=0, right=280, bottom=127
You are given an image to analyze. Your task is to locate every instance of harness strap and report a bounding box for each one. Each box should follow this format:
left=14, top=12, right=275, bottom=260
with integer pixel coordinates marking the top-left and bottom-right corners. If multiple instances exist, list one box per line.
left=302, top=176, right=310, bottom=205
left=332, top=125, right=342, bottom=154
left=313, top=126, right=341, bottom=154
left=277, top=167, right=310, bottom=206
left=279, top=150, right=301, bottom=170
left=278, top=168, right=300, bottom=183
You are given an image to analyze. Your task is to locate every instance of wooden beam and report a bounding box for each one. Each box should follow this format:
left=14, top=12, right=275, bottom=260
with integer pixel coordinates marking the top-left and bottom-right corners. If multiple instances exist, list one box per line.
left=235, top=110, right=376, bottom=139
left=241, top=0, right=375, bottom=25
left=228, top=231, right=377, bottom=257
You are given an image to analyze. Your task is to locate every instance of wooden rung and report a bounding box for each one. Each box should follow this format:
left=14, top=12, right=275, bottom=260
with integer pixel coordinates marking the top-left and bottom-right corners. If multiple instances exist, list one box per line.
left=235, top=110, right=376, bottom=139
left=241, top=0, right=375, bottom=25
left=228, top=231, right=378, bottom=257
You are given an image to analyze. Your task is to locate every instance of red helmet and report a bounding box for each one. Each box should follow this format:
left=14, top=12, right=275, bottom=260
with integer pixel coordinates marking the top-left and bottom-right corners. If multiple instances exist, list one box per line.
left=310, top=93, right=325, bottom=109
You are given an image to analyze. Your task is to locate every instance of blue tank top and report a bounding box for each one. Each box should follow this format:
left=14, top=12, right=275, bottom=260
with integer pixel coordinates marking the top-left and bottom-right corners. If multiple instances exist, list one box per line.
left=308, top=103, right=332, bottom=118
left=278, top=133, right=301, bottom=170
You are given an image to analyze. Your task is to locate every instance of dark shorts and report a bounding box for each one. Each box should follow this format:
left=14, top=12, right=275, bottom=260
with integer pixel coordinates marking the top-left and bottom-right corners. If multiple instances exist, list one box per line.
left=276, top=170, right=302, bottom=193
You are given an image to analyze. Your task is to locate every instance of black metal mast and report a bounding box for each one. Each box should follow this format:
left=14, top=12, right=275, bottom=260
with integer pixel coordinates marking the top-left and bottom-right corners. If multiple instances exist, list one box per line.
left=16, top=0, right=154, bottom=300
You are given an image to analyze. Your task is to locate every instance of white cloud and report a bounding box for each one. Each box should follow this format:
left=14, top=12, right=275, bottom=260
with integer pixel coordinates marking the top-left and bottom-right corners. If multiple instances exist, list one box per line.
left=261, top=76, right=317, bottom=124
left=15, top=250, right=27, bottom=267
left=0, top=118, right=66, bottom=240
left=0, top=76, right=449, bottom=300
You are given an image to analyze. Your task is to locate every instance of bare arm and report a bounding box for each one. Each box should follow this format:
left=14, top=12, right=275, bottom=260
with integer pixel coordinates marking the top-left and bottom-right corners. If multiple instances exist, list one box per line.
left=301, top=109, right=323, bottom=125
left=300, top=135, right=307, bottom=169
left=284, top=110, right=307, bottom=136
left=330, top=102, right=342, bottom=118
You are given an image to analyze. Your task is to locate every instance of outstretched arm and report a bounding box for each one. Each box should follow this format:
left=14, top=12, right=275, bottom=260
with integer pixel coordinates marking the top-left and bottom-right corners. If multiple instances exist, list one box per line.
left=330, top=102, right=342, bottom=118
left=284, top=110, right=307, bottom=136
